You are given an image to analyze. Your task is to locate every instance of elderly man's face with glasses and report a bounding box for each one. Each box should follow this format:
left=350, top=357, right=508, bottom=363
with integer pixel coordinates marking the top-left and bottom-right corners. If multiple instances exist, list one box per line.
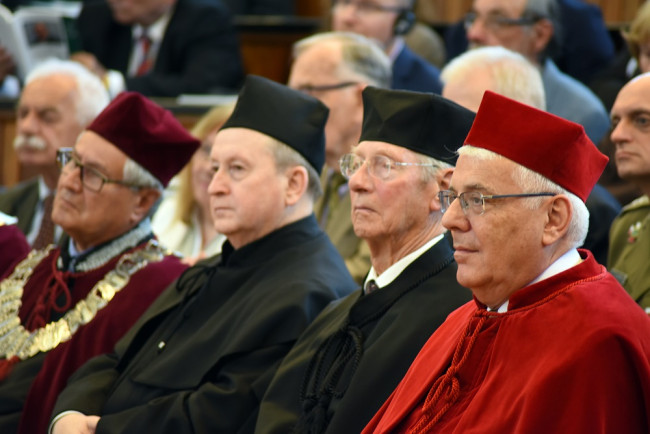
left=465, top=0, right=546, bottom=62
left=343, top=140, right=444, bottom=248
left=51, top=132, right=155, bottom=251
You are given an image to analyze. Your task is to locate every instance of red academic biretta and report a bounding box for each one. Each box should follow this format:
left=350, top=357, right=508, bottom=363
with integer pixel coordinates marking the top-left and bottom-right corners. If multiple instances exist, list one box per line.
left=463, top=90, right=608, bottom=202
left=86, top=91, right=200, bottom=187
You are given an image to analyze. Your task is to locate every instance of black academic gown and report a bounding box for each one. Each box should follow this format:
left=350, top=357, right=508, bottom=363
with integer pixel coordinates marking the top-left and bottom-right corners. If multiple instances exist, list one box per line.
left=52, top=216, right=356, bottom=433
left=254, top=233, right=472, bottom=434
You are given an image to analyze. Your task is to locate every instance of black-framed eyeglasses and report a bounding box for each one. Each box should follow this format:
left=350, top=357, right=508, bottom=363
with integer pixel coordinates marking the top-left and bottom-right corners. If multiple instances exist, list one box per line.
left=339, top=153, right=437, bottom=181
left=295, top=81, right=359, bottom=95
left=56, top=147, right=140, bottom=193
left=438, top=190, right=556, bottom=216
left=332, top=0, right=405, bottom=15
left=463, top=11, right=543, bottom=32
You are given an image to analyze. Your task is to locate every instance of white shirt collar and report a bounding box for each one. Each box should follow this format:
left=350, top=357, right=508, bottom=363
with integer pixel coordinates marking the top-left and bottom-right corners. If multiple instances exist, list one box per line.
left=364, top=233, right=444, bottom=293
left=132, top=9, right=172, bottom=43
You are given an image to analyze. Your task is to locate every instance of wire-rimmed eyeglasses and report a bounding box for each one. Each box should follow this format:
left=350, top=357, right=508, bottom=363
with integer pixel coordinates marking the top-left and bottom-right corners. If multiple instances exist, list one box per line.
left=438, top=190, right=556, bottom=216
left=56, top=147, right=140, bottom=193
left=339, top=153, right=437, bottom=181
left=463, top=11, right=543, bottom=32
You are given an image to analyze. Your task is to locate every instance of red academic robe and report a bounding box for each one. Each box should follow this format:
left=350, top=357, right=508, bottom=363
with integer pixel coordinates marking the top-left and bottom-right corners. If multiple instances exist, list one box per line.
left=5, top=242, right=187, bottom=434
left=363, top=250, right=650, bottom=434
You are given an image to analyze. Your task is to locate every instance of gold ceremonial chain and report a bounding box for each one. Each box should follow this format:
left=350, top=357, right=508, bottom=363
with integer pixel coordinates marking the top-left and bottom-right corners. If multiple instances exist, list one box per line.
left=0, top=240, right=169, bottom=360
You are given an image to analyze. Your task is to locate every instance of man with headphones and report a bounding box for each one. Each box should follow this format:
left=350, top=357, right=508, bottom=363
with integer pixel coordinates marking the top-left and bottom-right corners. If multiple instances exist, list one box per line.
left=332, top=0, right=443, bottom=93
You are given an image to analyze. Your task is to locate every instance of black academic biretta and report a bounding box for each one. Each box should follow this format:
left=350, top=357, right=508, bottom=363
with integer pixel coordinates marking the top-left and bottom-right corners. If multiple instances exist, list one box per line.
left=221, top=75, right=329, bottom=173
left=359, top=86, right=475, bottom=165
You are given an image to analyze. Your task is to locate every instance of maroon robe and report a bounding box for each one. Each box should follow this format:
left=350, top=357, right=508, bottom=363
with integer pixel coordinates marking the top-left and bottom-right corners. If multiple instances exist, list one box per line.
left=0, top=241, right=187, bottom=434
left=0, top=225, right=29, bottom=279
left=363, top=250, right=650, bottom=434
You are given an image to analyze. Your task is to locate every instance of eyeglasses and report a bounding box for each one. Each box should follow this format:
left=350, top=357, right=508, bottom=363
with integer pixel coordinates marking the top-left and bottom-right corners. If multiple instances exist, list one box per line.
left=339, top=153, right=437, bottom=180
left=56, top=147, right=140, bottom=193
left=332, top=0, right=404, bottom=15
left=295, top=81, right=359, bottom=95
left=438, top=190, right=556, bottom=216
left=463, top=11, right=543, bottom=32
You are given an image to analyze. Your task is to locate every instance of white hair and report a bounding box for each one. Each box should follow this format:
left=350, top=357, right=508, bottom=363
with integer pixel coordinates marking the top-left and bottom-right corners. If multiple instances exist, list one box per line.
left=123, top=158, right=164, bottom=192
left=25, top=59, right=109, bottom=127
left=441, top=46, right=546, bottom=110
left=458, top=145, right=589, bottom=248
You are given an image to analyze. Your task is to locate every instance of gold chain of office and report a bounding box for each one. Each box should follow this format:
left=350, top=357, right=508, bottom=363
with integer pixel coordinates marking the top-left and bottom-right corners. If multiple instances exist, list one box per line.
left=0, top=240, right=169, bottom=360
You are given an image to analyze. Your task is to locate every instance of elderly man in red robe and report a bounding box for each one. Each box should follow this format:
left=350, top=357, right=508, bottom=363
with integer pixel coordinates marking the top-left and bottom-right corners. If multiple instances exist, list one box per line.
left=0, top=92, right=199, bottom=434
left=363, top=91, right=650, bottom=434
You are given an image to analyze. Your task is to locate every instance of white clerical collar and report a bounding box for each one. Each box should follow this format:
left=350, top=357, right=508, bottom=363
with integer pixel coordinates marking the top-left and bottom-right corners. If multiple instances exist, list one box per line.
left=364, top=233, right=444, bottom=293
left=488, top=248, right=582, bottom=313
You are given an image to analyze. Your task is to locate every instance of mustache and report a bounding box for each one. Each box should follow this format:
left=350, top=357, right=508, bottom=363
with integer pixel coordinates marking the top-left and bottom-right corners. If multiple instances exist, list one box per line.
left=13, top=134, right=47, bottom=151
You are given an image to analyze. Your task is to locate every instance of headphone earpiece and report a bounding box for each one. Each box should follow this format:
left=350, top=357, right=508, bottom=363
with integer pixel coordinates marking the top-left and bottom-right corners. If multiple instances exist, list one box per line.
left=393, top=9, right=415, bottom=36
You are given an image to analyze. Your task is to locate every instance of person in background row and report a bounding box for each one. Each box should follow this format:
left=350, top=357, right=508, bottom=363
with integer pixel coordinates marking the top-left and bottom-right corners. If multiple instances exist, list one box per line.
left=0, top=92, right=197, bottom=434
left=152, top=103, right=235, bottom=264
left=0, top=59, right=109, bottom=249
left=608, top=72, right=650, bottom=313
left=72, top=0, right=244, bottom=97
left=288, top=31, right=391, bottom=283
left=461, top=0, right=610, bottom=145
left=331, top=0, right=443, bottom=93
left=440, top=45, right=620, bottom=265
left=255, top=86, right=474, bottom=434
left=363, top=91, right=650, bottom=434
left=50, top=75, right=357, bottom=434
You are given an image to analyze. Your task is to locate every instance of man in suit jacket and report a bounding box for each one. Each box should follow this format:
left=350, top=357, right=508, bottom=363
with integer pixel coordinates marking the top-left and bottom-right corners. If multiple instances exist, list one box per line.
left=288, top=31, right=391, bottom=283
left=50, top=75, right=357, bottom=433
left=0, top=59, right=109, bottom=247
left=331, top=0, right=442, bottom=93
left=73, top=0, right=244, bottom=97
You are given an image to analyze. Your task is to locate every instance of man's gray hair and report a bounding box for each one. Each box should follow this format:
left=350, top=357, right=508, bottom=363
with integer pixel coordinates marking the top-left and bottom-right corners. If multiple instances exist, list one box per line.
left=459, top=145, right=589, bottom=248
left=123, top=158, right=164, bottom=193
left=525, top=0, right=561, bottom=61
left=293, top=31, right=392, bottom=89
left=268, top=138, right=323, bottom=201
left=441, top=46, right=546, bottom=110
left=25, top=59, right=109, bottom=127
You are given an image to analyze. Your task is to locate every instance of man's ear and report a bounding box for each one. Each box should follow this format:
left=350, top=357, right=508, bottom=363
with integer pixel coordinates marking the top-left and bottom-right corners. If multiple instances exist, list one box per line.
left=431, top=167, right=453, bottom=212
left=285, top=166, right=309, bottom=206
left=532, top=18, right=554, bottom=55
left=130, top=188, right=161, bottom=224
left=541, top=194, right=572, bottom=246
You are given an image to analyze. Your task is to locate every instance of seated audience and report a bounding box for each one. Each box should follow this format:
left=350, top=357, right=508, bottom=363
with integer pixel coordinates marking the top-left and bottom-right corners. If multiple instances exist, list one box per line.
left=0, top=92, right=197, bottom=434
left=331, top=0, right=443, bottom=93
left=440, top=45, right=620, bottom=265
left=608, top=72, right=650, bottom=312
left=72, top=0, right=244, bottom=97
left=288, top=31, right=391, bottom=283
left=50, top=75, right=357, bottom=433
left=255, top=86, right=474, bottom=434
left=0, top=59, right=109, bottom=248
left=152, top=103, right=235, bottom=264
left=363, top=91, right=650, bottom=433
left=461, top=0, right=610, bottom=144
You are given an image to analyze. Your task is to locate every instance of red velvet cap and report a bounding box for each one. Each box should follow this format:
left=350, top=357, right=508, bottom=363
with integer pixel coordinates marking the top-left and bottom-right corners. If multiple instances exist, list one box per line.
left=464, top=91, right=608, bottom=202
left=86, top=92, right=200, bottom=187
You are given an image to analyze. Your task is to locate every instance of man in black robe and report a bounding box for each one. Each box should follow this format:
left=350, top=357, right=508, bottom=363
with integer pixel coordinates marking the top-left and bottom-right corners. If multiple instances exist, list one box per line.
left=50, top=75, right=357, bottom=434
left=254, top=87, right=476, bottom=434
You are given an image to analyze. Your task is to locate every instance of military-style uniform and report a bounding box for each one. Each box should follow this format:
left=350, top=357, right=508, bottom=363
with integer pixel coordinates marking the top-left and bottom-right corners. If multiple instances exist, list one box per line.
left=608, top=195, right=650, bottom=310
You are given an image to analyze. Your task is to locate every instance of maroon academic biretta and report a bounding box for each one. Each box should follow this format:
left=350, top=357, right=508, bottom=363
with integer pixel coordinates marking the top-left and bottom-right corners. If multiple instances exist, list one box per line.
left=463, top=90, right=608, bottom=203
left=87, top=91, right=200, bottom=187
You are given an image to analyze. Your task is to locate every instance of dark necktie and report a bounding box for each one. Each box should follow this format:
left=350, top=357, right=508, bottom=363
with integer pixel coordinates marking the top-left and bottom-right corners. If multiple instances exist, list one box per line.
left=135, top=33, right=153, bottom=76
left=32, top=193, right=54, bottom=250
left=365, top=279, right=379, bottom=294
